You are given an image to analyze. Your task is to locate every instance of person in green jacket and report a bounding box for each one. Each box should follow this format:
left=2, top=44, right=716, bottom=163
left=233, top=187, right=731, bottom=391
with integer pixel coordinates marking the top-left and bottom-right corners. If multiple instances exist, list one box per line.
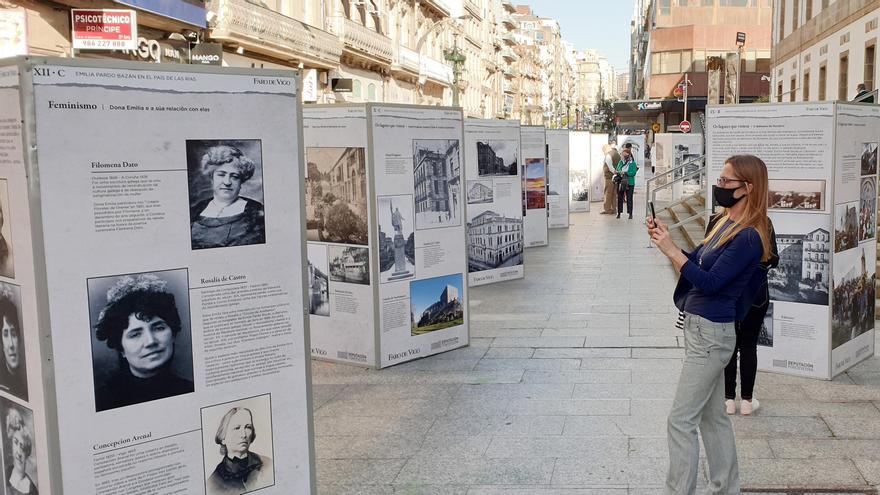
left=615, top=144, right=639, bottom=219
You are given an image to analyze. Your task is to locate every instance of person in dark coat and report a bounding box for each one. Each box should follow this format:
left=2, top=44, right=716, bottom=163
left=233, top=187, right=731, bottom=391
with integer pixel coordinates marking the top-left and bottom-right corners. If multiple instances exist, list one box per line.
left=190, top=145, right=265, bottom=249
left=93, top=274, right=193, bottom=412
left=207, top=407, right=274, bottom=495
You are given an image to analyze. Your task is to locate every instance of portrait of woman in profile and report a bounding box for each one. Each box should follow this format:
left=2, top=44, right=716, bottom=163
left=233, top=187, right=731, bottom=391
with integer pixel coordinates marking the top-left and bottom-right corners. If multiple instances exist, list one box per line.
left=92, top=273, right=194, bottom=412
left=0, top=287, right=26, bottom=402
left=189, top=143, right=266, bottom=250
left=206, top=406, right=274, bottom=495
left=4, top=406, right=37, bottom=495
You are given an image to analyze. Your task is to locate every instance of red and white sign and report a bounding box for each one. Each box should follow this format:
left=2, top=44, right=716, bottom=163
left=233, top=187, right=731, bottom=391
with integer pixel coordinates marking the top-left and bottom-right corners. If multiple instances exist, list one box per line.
left=680, top=120, right=691, bottom=133
left=71, top=9, right=137, bottom=50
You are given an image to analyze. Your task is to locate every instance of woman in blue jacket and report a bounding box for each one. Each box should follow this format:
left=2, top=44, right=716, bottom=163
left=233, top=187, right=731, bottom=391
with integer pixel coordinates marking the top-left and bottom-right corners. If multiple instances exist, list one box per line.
left=647, top=155, right=773, bottom=494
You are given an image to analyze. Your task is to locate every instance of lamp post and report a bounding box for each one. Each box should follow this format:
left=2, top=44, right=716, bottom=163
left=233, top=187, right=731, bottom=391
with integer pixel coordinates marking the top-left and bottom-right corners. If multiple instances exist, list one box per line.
left=443, top=33, right=466, bottom=108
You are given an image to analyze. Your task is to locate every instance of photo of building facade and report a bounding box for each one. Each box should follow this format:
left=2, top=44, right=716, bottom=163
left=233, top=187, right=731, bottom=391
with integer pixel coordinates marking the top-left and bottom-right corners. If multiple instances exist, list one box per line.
left=328, top=246, right=370, bottom=285
left=467, top=181, right=494, bottom=204
left=477, top=141, right=518, bottom=176
left=410, top=274, right=465, bottom=336
left=467, top=210, right=524, bottom=273
left=413, top=139, right=461, bottom=229
left=770, top=228, right=830, bottom=305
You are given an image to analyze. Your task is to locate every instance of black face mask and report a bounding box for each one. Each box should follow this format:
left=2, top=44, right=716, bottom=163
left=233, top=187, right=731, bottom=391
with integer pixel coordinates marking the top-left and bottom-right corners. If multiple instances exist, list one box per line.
left=713, top=185, right=745, bottom=208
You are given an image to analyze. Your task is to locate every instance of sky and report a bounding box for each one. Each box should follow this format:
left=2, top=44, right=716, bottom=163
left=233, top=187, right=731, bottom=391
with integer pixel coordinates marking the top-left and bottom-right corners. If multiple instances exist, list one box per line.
left=524, top=0, right=634, bottom=71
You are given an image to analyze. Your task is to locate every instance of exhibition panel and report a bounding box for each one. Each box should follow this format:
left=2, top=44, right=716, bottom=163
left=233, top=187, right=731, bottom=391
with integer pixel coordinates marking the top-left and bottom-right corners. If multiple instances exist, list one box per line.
left=521, top=126, right=549, bottom=247
left=652, top=133, right=704, bottom=203
left=302, top=105, right=376, bottom=367
left=370, top=105, right=469, bottom=368
left=5, top=58, right=316, bottom=494
left=706, top=102, right=879, bottom=380
left=568, top=131, right=591, bottom=213
left=303, top=104, right=470, bottom=369
left=546, top=129, right=571, bottom=229
left=464, top=119, right=525, bottom=287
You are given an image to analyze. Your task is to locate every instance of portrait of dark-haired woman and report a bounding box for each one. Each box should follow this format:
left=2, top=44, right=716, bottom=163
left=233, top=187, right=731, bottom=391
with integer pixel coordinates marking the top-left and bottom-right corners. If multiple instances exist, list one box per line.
left=189, top=143, right=266, bottom=250
left=0, top=285, right=26, bottom=402
left=206, top=406, right=274, bottom=495
left=92, top=273, right=194, bottom=412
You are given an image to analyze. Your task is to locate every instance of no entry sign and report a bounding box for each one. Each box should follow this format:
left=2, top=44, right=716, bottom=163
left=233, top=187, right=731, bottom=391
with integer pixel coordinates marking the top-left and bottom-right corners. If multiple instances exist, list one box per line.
left=71, top=9, right=137, bottom=50
left=680, top=120, right=692, bottom=133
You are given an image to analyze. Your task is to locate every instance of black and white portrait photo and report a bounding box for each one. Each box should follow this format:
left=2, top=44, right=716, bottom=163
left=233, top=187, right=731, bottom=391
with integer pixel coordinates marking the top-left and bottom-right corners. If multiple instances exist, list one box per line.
left=305, top=147, right=368, bottom=245
left=307, top=244, right=330, bottom=317
left=0, top=400, right=37, bottom=495
left=88, top=269, right=194, bottom=412
left=477, top=140, right=518, bottom=177
left=413, top=139, right=462, bottom=230
left=0, top=283, right=26, bottom=403
left=0, top=180, right=14, bottom=280
left=187, top=140, right=266, bottom=250
left=862, top=142, right=878, bottom=176
left=201, top=394, right=275, bottom=495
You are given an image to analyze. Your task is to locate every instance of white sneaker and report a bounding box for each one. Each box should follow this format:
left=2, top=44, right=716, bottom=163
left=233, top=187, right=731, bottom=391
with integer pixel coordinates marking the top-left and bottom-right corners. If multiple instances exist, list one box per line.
left=725, top=399, right=736, bottom=415
left=740, top=398, right=759, bottom=415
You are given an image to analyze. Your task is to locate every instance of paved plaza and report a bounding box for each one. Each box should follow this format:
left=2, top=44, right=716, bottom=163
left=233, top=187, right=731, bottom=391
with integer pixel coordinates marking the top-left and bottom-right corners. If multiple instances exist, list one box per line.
left=312, top=191, right=880, bottom=494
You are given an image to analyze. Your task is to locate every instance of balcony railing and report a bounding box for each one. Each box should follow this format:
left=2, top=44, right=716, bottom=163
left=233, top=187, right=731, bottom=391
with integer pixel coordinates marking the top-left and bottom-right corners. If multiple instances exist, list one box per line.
left=501, top=15, right=516, bottom=28
left=500, top=49, right=517, bottom=62
left=501, top=32, right=516, bottom=46
left=392, top=44, right=420, bottom=75
left=420, top=56, right=453, bottom=86
left=207, top=0, right=341, bottom=68
left=325, top=16, right=393, bottom=64
left=501, top=0, right=516, bottom=13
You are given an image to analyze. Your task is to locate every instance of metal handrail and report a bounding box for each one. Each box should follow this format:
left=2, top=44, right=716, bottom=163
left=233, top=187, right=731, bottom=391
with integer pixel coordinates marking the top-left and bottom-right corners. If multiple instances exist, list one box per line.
left=645, top=155, right=706, bottom=216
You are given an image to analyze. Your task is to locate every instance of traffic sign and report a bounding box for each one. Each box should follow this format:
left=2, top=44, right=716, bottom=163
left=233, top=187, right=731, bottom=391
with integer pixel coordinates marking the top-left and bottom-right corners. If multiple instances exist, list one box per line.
left=680, top=120, right=691, bottom=133
left=651, top=122, right=661, bottom=133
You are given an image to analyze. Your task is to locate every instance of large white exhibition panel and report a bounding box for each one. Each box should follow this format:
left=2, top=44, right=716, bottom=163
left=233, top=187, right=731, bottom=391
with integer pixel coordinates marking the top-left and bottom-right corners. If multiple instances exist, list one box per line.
left=569, top=131, right=591, bottom=212
left=464, top=119, right=524, bottom=287
left=521, top=126, right=549, bottom=247
left=617, top=134, right=646, bottom=186
left=304, top=104, right=470, bottom=368
left=652, top=133, right=704, bottom=203
left=4, top=58, right=315, bottom=494
left=546, top=130, right=571, bottom=229
left=589, top=133, right=608, bottom=203
left=707, top=102, right=879, bottom=380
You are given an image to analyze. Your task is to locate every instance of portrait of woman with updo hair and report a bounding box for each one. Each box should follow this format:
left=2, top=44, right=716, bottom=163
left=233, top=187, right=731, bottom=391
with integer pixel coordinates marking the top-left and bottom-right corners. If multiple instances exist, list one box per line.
left=186, top=140, right=266, bottom=250
left=89, top=270, right=194, bottom=412
left=2, top=402, right=37, bottom=495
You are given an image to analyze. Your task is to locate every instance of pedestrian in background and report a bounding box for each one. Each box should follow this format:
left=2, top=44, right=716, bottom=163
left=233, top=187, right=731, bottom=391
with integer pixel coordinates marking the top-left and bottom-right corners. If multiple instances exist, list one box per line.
left=647, top=154, right=773, bottom=494
left=601, top=143, right=621, bottom=215
left=616, top=144, right=638, bottom=219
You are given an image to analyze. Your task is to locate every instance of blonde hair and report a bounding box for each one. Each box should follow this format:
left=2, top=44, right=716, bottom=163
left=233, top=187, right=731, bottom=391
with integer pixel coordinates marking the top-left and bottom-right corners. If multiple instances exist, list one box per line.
left=704, top=155, right=772, bottom=262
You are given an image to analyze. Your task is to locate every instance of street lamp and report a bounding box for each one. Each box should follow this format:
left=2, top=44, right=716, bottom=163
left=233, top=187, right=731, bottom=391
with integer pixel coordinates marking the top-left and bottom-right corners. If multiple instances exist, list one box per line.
left=443, top=34, right=466, bottom=108
left=735, top=32, right=746, bottom=104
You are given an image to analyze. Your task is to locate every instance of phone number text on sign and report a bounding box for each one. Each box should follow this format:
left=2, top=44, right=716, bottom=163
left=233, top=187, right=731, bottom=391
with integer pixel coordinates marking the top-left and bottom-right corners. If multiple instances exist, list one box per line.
left=71, top=9, right=137, bottom=51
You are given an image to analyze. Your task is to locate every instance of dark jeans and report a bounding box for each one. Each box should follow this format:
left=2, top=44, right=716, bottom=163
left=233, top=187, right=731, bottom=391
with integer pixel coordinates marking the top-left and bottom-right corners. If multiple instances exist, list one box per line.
left=617, top=184, right=634, bottom=216
left=724, top=301, right=767, bottom=400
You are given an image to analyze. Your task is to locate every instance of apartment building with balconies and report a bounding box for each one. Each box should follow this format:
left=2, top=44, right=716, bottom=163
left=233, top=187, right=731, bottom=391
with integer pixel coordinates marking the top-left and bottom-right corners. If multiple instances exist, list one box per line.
left=772, top=0, right=880, bottom=103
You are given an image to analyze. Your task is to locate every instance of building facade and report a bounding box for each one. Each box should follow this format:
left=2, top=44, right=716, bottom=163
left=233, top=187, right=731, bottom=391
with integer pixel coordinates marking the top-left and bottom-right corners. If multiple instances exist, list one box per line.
left=622, top=0, right=773, bottom=132
left=772, top=0, right=880, bottom=102
left=467, top=210, right=522, bottom=267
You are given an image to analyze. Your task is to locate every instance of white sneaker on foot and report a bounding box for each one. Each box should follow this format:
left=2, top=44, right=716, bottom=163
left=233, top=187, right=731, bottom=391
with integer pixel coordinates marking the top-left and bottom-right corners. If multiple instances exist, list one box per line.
left=740, top=398, right=759, bottom=415
left=725, top=399, right=736, bottom=415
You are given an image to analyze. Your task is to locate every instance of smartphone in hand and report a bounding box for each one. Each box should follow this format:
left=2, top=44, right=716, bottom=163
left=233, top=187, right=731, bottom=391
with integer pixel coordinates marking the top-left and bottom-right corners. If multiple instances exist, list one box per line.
left=649, top=201, right=657, bottom=226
